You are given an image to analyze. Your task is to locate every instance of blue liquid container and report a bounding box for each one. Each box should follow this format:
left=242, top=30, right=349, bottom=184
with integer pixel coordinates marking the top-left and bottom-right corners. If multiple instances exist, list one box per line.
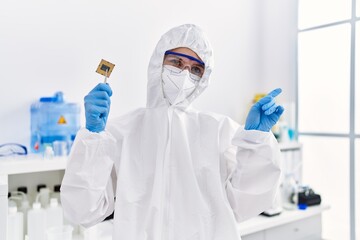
left=30, top=92, right=80, bottom=153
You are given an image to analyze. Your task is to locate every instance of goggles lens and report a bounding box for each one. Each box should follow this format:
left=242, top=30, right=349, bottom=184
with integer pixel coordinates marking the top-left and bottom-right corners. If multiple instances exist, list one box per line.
left=163, top=51, right=205, bottom=80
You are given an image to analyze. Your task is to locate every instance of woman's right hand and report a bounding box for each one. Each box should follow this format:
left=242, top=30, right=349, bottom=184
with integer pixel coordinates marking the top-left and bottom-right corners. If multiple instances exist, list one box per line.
left=84, top=83, right=113, bottom=133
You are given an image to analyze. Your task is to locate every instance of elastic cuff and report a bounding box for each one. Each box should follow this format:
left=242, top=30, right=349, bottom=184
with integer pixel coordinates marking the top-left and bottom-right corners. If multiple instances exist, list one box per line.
left=76, top=128, right=116, bottom=142
left=231, top=128, right=272, bottom=145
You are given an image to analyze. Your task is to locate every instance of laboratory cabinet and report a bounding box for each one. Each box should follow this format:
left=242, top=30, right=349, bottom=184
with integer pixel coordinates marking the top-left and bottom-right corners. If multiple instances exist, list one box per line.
left=242, top=231, right=265, bottom=240
left=240, top=207, right=328, bottom=240
left=265, top=215, right=321, bottom=240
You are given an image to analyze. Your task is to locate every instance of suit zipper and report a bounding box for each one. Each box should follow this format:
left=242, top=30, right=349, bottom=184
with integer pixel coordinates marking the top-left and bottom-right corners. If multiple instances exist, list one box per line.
left=161, top=107, right=173, bottom=240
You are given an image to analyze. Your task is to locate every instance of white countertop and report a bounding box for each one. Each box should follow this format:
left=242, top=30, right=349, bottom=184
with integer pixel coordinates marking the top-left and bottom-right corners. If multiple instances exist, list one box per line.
left=238, top=205, right=330, bottom=236
left=0, top=154, right=67, bottom=175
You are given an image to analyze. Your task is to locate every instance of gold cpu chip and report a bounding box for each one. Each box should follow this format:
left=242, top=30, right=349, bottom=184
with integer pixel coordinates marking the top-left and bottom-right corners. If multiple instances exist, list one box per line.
left=96, top=59, right=115, bottom=77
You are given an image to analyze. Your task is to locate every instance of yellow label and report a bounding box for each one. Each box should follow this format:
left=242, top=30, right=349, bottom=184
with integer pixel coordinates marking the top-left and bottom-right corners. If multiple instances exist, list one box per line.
left=58, top=115, right=67, bottom=124
left=253, top=93, right=266, bottom=103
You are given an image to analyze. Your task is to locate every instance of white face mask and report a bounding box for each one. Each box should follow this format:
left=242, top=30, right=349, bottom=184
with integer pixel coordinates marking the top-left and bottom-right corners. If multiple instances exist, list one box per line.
left=161, top=65, right=199, bottom=105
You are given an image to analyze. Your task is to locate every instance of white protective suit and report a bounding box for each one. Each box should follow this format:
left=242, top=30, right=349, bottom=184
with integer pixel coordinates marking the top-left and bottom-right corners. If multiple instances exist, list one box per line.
left=61, top=24, right=281, bottom=240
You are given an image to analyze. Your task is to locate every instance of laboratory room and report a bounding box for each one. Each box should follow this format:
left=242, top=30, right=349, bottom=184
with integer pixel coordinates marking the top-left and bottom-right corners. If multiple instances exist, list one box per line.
left=0, top=0, right=359, bottom=239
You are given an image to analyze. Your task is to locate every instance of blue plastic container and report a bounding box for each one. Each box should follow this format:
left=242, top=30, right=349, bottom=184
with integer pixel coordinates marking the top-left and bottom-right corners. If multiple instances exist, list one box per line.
left=30, top=92, right=80, bottom=153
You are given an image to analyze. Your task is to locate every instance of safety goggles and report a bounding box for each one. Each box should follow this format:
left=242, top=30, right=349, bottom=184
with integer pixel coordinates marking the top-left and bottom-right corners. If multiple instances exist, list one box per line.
left=163, top=51, right=205, bottom=80
left=0, top=143, right=28, bottom=157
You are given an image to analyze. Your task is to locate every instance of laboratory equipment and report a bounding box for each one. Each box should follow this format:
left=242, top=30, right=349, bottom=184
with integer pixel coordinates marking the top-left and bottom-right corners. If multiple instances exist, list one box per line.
left=279, top=121, right=290, bottom=142
left=281, top=174, right=298, bottom=210
left=44, top=145, right=55, bottom=160
left=7, top=204, right=24, bottom=240
left=298, top=186, right=322, bottom=206
left=282, top=102, right=296, bottom=141
left=53, top=141, right=68, bottom=156
left=37, top=184, right=47, bottom=192
left=0, top=143, right=27, bottom=157
left=28, top=202, right=46, bottom=240
left=46, top=198, right=63, bottom=229
left=19, top=199, right=30, bottom=238
left=46, top=225, right=73, bottom=240
left=36, top=184, right=50, bottom=208
left=52, top=184, right=61, bottom=203
left=11, top=190, right=30, bottom=238
left=30, top=91, right=80, bottom=153
left=39, top=187, right=50, bottom=208
left=80, top=224, right=98, bottom=240
left=17, top=186, right=28, bottom=194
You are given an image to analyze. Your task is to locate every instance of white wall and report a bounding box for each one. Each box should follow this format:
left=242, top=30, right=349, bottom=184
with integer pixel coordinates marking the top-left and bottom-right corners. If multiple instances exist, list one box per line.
left=259, top=0, right=298, bottom=102
left=0, top=0, right=297, bottom=149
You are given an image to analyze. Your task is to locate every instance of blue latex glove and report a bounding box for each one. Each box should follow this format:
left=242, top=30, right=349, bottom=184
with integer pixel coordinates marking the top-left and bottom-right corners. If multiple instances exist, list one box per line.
left=84, top=83, right=113, bottom=133
left=245, top=88, right=285, bottom=132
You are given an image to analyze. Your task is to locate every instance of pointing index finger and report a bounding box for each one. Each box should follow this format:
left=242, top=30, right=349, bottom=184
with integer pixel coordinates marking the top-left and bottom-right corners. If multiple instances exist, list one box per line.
left=268, top=88, right=282, bottom=98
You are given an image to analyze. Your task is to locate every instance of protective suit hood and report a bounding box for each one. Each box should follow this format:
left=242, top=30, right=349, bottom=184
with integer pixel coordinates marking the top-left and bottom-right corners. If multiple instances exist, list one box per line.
left=147, top=24, right=214, bottom=109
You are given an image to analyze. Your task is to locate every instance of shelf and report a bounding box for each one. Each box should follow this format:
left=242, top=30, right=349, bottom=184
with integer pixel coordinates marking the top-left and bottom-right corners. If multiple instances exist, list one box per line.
left=279, top=142, right=302, bottom=151
left=0, top=155, right=67, bottom=175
